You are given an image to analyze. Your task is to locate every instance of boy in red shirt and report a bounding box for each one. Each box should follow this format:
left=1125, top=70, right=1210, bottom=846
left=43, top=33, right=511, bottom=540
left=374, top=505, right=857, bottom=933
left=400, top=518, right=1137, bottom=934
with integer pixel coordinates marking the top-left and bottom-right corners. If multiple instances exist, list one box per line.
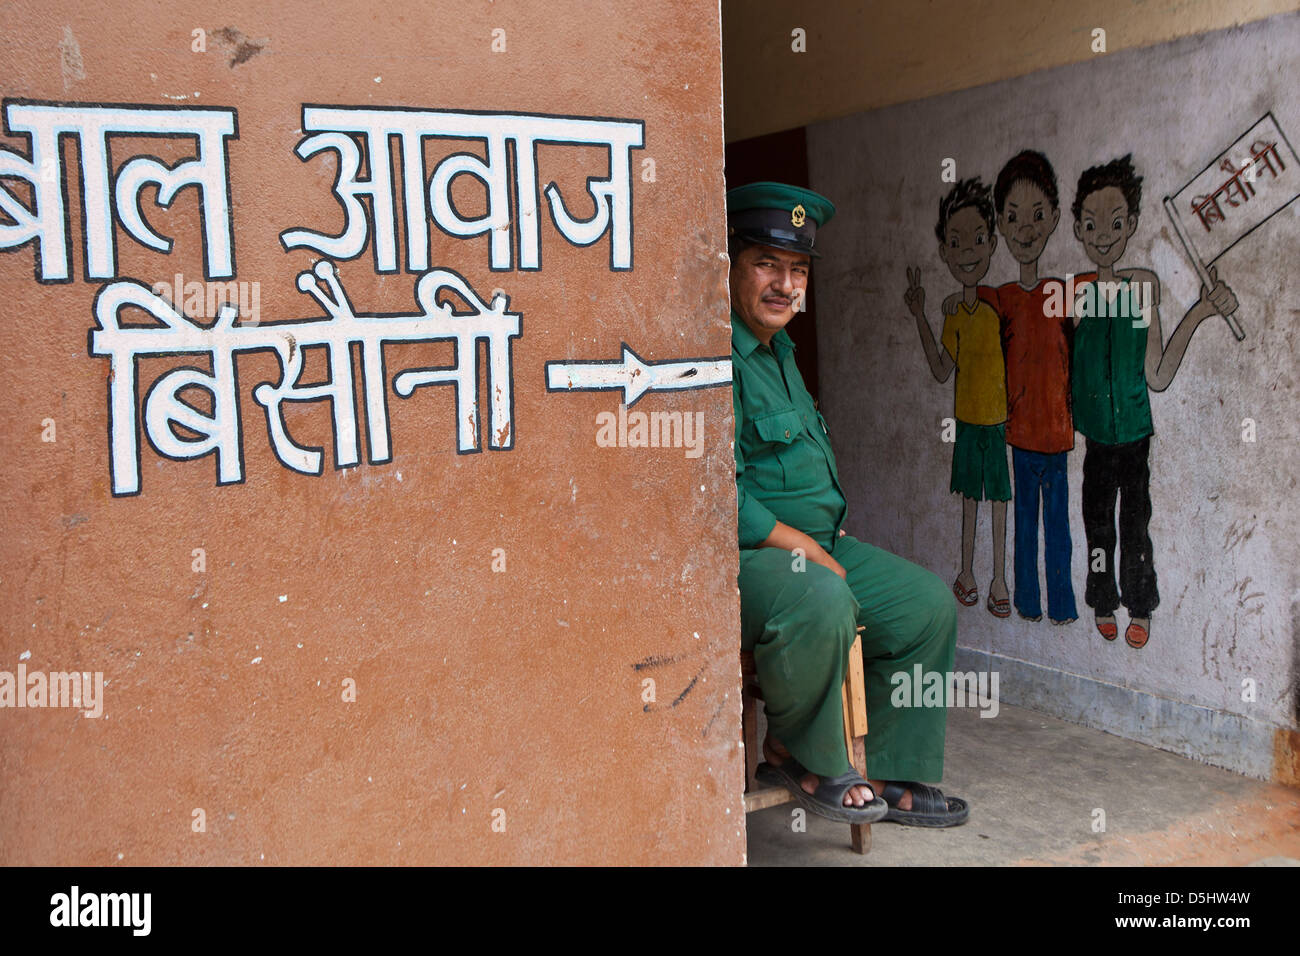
left=980, top=151, right=1079, bottom=625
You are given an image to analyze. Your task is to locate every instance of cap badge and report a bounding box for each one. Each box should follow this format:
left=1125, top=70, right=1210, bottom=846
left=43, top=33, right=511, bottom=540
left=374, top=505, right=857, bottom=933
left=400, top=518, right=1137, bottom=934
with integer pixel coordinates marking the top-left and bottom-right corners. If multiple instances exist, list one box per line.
left=791, top=204, right=806, bottom=227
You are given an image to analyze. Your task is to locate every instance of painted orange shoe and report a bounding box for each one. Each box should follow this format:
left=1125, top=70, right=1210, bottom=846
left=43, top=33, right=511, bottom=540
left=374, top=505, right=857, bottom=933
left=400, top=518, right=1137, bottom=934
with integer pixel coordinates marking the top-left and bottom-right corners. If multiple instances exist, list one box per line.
left=1125, top=622, right=1149, bottom=649
left=1096, top=617, right=1118, bottom=641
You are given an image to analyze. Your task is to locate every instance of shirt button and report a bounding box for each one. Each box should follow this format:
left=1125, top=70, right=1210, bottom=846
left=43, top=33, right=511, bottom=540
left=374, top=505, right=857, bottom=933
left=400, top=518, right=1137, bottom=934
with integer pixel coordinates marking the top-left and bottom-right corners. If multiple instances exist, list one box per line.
left=784, top=429, right=791, bottom=438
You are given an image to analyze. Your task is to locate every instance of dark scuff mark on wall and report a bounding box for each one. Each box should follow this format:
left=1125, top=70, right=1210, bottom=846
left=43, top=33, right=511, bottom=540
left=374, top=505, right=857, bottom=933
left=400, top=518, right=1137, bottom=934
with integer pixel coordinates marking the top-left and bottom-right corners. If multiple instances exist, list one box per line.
left=632, top=653, right=681, bottom=671
left=212, top=27, right=267, bottom=68
left=671, top=667, right=703, bottom=707
left=701, top=697, right=726, bottom=737
left=640, top=665, right=706, bottom=712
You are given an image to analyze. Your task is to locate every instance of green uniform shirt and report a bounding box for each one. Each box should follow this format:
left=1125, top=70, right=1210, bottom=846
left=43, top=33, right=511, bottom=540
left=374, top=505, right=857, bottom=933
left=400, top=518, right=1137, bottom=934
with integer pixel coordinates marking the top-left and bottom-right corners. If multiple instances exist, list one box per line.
left=732, top=310, right=847, bottom=551
left=1071, top=277, right=1154, bottom=444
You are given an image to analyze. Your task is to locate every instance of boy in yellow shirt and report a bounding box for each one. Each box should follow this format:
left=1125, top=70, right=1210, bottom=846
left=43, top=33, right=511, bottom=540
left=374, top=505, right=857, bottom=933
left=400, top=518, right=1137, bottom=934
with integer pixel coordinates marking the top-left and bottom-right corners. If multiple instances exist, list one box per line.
left=905, top=178, right=1011, bottom=617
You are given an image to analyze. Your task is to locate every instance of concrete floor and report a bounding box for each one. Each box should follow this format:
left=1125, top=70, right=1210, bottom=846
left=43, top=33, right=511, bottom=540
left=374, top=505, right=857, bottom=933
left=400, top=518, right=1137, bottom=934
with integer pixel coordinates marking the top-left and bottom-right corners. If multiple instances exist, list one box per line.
left=745, top=701, right=1300, bottom=866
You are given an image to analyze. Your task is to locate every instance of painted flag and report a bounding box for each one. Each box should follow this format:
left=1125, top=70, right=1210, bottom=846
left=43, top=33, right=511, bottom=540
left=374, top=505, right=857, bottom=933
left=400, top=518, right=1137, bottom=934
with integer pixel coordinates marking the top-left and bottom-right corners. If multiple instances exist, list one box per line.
left=1166, top=112, right=1300, bottom=264
left=1162, top=112, right=1299, bottom=340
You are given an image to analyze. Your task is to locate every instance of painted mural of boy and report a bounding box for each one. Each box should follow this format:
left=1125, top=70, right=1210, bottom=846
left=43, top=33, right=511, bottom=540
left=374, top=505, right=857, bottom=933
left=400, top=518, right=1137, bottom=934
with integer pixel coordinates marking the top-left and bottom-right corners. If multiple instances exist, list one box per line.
left=905, top=177, right=1011, bottom=618
left=944, top=151, right=1080, bottom=626
left=1069, top=154, right=1237, bottom=648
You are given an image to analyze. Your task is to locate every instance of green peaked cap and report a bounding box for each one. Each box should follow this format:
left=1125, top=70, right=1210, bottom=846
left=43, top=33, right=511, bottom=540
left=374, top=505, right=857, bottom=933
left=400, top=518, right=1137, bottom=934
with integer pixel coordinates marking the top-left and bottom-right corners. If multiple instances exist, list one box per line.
left=726, top=181, right=836, bottom=257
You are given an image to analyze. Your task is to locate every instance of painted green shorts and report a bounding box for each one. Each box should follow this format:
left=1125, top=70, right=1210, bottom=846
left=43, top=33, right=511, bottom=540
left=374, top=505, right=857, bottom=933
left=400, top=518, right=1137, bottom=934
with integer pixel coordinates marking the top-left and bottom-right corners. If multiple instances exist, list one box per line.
left=950, top=420, right=1011, bottom=501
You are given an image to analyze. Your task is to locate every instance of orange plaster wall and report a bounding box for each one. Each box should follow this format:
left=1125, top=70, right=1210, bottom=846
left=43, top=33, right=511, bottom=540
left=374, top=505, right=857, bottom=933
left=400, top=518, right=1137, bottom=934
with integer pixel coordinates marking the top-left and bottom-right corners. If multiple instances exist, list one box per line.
left=0, top=0, right=744, bottom=865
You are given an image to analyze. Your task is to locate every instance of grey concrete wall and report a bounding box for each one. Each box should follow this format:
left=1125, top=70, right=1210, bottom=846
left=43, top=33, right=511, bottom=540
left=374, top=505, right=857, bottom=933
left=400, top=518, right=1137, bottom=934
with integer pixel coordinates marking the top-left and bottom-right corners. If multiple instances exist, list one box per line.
left=807, top=13, right=1299, bottom=779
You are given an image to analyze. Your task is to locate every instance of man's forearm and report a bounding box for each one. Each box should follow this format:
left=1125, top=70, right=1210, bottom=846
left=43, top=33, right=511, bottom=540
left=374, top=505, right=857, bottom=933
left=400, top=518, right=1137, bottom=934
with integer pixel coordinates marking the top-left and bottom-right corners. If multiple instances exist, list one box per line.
left=758, top=520, right=820, bottom=553
left=757, top=520, right=846, bottom=578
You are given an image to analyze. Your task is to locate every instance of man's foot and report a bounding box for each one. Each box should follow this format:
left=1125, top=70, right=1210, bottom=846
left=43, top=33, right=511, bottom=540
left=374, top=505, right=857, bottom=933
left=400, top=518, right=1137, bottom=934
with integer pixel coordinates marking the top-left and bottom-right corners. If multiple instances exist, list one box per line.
left=1096, top=614, right=1118, bottom=640
left=763, top=736, right=875, bottom=808
left=1126, top=617, right=1150, bottom=648
left=1017, top=609, right=1043, bottom=622
left=1050, top=616, right=1077, bottom=626
left=869, top=778, right=912, bottom=811
left=873, top=781, right=970, bottom=828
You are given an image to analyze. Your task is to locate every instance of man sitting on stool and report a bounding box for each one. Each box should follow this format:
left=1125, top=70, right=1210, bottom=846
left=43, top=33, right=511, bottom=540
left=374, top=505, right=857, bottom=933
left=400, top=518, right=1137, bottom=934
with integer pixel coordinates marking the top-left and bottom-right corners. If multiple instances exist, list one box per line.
left=730, top=181, right=969, bottom=827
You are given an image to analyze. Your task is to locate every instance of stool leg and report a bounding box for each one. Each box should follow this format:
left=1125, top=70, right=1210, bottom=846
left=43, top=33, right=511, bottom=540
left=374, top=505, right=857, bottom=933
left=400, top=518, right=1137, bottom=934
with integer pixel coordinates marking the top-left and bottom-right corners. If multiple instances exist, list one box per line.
left=848, top=736, right=871, bottom=854
left=844, top=633, right=871, bottom=854
left=742, top=688, right=760, bottom=794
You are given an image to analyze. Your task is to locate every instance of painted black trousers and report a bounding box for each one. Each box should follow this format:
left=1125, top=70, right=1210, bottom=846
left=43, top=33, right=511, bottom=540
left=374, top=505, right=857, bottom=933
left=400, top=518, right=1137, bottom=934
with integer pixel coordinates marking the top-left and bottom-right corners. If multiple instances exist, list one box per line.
left=1081, top=436, right=1160, bottom=618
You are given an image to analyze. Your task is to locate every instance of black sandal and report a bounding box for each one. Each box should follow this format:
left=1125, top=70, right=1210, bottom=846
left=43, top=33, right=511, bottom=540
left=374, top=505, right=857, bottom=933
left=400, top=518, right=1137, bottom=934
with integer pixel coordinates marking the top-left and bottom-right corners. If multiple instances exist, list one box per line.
left=878, top=781, right=970, bottom=828
left=756, top=758, right=888, bottom=824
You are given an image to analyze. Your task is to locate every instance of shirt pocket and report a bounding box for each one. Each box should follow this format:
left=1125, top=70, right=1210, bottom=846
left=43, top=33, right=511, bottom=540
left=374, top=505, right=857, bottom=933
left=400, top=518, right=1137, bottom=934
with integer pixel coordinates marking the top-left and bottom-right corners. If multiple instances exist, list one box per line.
left=749, top=407, right=803, bottom=490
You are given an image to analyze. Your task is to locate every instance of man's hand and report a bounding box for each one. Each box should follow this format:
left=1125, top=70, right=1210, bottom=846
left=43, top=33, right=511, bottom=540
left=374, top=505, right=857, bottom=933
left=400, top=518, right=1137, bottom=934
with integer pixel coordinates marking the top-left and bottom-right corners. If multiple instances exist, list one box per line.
left=759, top=521, right=846, bottom=579
left=808, top=543, right=847, bottom=580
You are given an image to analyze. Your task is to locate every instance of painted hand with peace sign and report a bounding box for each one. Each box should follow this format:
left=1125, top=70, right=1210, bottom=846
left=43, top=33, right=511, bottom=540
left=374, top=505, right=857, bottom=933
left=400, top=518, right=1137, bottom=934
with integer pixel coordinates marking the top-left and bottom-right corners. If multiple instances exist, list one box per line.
left=904, top=265, right=927, bottom=320
left=904, top=265, right=955, bottom=383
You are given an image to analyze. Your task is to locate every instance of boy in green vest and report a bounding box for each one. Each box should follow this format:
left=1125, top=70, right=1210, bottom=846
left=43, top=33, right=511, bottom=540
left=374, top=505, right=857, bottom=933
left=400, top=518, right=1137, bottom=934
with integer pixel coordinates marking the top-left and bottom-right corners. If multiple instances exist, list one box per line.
left=1069, top=154, right=1236, bottom=648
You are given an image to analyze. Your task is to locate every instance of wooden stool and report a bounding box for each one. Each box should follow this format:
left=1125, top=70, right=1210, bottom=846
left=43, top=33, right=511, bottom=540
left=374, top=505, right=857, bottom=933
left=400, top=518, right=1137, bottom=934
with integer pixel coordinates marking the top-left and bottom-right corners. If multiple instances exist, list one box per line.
left=741, top=629, right=871, bottom=853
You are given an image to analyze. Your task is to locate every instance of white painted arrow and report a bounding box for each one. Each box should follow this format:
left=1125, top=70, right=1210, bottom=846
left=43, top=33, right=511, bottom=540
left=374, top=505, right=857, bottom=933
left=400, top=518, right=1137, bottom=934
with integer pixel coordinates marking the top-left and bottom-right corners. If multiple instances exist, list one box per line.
left=545, top=343, right=732, bottom=407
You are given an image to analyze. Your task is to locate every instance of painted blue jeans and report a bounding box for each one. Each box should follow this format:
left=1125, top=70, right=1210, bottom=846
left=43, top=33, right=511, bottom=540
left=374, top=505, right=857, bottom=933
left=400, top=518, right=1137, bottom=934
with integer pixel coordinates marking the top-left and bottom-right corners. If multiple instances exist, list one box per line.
left=1012, top=447, right=1078, bottom=622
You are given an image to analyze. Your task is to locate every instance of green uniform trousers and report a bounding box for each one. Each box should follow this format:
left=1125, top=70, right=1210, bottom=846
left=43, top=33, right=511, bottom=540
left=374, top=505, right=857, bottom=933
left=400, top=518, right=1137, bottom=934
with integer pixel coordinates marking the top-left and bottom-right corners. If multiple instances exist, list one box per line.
left=739, top=533, right=957, bottom=781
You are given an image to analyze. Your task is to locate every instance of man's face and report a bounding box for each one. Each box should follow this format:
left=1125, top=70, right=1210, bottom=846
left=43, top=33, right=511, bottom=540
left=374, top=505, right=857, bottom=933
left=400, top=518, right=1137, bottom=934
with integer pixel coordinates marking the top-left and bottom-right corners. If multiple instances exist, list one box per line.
left=998, top=179, right=1059, bottom=266
left=1073, top=185, right=1137, bottom=268
left=729, top=243, right=810, bottom=342
left=938, top=205, right=996, bottom=286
